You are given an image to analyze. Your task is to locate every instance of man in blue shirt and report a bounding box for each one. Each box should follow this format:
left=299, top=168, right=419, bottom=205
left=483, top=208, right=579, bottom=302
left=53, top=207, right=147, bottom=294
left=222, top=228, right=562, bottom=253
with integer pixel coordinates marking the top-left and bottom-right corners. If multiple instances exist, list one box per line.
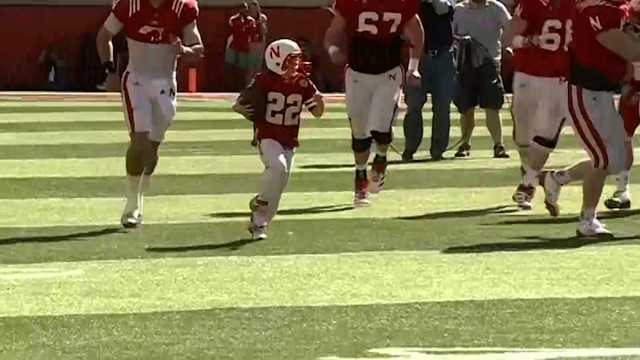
left=402, top=0, right=456, bottom=162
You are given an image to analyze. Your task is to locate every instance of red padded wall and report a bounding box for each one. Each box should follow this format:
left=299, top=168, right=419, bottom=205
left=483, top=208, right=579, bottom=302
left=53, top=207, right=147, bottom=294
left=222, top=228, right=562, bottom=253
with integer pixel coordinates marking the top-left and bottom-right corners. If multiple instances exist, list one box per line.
left=0, top=5, right=338, bottom=91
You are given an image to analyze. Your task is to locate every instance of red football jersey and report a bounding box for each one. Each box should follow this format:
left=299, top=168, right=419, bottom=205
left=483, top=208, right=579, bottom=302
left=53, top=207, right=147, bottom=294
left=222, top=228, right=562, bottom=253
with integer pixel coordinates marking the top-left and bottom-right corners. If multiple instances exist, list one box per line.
left=228, top=14, right=258, bottom=52
left=249, top=72, right=320, bottom=148
left=513, top=0, right=572, bottom=78
left=112, top=0, right=198, bottom=44
left=334, top=0, right=418, bottom=74
left=570, top=0, right=627, bottom=90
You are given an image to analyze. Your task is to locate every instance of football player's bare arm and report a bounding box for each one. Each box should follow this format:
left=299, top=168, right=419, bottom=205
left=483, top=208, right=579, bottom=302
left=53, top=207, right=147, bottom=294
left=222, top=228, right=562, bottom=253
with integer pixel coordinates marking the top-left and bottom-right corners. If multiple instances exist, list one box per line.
left=233, top=99, right=254, bottom=120
left=503, top=16, right=531, bottom=49
left=597, top=30, right=640, bottom=64
left=324, top=10, right=347, bottom=65
left=233, top=79, right=257, bottom=120
left=96, top=14, right=123, bottom=92
left=179, top=21, right=204, bottom=59
left=306, top=94, right=325, bottom=118
left=403, top=15, right=425, bottom=86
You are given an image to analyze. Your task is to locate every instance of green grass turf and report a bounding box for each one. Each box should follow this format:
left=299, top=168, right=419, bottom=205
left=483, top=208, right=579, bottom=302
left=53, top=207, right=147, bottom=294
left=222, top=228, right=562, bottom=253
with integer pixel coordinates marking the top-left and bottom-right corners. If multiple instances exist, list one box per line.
left=0, top=114, right=510, bottom=131
left=2, top=164, right=640, bottom=199
left=2, top=297, right=639, bottom=360
left=1, top=213, right=639, bottom=264
left=1, top=97, right=639, bottom=360
left=0, top=135, right=591, bottom=159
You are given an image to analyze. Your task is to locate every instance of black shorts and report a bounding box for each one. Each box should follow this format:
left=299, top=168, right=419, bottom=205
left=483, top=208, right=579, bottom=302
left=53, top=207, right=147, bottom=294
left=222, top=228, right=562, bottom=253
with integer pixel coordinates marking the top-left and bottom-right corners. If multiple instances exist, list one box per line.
left=454, top=61, right=505, bottom=113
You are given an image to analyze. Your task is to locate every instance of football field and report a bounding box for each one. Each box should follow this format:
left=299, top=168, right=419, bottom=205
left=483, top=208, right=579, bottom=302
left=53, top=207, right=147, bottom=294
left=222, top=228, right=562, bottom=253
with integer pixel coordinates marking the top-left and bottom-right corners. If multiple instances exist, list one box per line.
left=0, top=93, right=639, bottom=360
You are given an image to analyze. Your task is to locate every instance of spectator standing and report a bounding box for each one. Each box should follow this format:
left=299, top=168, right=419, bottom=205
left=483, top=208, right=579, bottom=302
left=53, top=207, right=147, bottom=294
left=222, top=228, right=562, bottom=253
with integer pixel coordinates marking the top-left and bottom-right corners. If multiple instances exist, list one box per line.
left=402, top=0, right=456, bottom=162
left=248, top=0, right=268, bottom=78
left=225, top=2, right=257, bottom=90
left=452, top=0, right=511, bottom=158
left=38, top=41, right=71, bottom=91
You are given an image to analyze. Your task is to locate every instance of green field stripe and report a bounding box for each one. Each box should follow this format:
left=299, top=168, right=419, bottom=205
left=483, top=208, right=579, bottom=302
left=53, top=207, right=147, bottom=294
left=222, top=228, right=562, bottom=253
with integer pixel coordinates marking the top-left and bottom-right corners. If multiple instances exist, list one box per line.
left=0, top=111, right=513, bottom=124
left=3, top=149, right=637, bottom=178
left=0, top=136, right=588, bottom=159
left=1, top=298, right=638, bottom=360
left=0, top=166, right=618, bottom=198
left=3, top=163, right=638, bottom=198
left=0, top=115, right=352, bottom=130
left=0, top=104, right=349, bottom=115
left=0, top=185, right=637, bottom=227
left=0, top=113, right=516, bottom=130
left=0, top=126, right=574, bottom=145
left=0, top=110, right=514, bottom=124
left=2, top=209, right=639, bottom=264
left=1, top=245, right=639, bottom=317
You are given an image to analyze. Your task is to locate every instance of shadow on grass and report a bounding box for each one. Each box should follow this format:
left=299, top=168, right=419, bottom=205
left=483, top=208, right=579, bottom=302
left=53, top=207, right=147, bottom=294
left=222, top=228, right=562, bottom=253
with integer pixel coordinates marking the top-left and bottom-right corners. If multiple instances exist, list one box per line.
left=145, top=238, right=263, bottom=253
left=494, top=209, right=640, bottom=226
left=210, top=204, right=354, bottom=219
left=443, top=234, right=640, bottom=254
left=0, top=227, right=125, bottom=246
left=398, top=205, right=519, bottom=220
left=298, top=157, right=461, bottom=170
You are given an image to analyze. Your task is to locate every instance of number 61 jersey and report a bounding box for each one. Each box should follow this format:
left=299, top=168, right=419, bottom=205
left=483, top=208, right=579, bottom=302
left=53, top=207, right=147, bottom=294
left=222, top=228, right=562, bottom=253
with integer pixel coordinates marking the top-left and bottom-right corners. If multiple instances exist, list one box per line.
left=513, top=0, right=574, bottom=78
left=242, top=72, right=319, bottom=148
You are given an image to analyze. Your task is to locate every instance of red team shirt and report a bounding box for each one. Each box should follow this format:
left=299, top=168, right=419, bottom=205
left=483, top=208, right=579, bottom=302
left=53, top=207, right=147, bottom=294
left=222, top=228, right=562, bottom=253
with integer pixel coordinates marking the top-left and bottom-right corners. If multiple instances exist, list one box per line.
left=249, top=72, right=319, bottom=148
left=334, top=0, right=418, bottom=74
left=513, top=0, right=573, bottom=78
left=570, top=0, right=627, bottom=90
left=228, top=14, right=258, bottom=53
left=112, top=0, right=198, bottom=44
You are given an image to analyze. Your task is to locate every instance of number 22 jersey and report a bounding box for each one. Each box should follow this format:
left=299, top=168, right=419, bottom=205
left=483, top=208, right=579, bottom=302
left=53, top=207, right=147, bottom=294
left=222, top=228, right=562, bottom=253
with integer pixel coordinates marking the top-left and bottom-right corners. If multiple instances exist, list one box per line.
left=246, top=72, right=320, bottom=148
left=513, top=0, right=573, bottom=78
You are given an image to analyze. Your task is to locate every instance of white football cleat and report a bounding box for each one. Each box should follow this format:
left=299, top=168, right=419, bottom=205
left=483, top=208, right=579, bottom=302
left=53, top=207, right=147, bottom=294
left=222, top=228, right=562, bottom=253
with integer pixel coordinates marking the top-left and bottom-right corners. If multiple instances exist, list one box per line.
left=604, top=190, right=632, bottom=210
left=541, top=171, right=562, bottom=217
left=248, top=223, right=268, bottom=240
left=121, top=210, right=142, bottom=229
left=577, top=217, right=612, bottom=238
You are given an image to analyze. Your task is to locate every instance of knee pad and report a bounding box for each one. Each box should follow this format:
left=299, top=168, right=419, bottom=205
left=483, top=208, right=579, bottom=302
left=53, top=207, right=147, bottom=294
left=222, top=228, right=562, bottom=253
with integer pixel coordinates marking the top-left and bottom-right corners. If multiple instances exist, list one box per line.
left=532, top=117, right=566, bottom=151
left=370, top=131, right=392, bottom=145
left=532, top=136, right=558, bottom=151
left=352, top=136, right=373, bottom=152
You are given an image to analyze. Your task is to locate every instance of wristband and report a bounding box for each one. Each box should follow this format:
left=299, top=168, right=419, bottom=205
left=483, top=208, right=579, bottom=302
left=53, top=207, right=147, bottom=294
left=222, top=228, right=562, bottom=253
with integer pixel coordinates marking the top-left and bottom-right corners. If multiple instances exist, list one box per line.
left=408, top=57, right=420, bottom=73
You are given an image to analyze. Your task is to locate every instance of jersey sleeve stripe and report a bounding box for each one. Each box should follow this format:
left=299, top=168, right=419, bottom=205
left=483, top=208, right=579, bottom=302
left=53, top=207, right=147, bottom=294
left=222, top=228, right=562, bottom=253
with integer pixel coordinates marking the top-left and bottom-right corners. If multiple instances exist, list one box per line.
left=177, top=0, right=185, bottom=17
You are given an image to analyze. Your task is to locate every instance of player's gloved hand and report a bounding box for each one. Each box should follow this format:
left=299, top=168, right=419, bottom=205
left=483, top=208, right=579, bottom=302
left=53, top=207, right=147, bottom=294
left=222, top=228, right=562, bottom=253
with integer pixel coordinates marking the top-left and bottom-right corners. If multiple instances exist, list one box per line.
left=327, top=45, right=346, bottom=65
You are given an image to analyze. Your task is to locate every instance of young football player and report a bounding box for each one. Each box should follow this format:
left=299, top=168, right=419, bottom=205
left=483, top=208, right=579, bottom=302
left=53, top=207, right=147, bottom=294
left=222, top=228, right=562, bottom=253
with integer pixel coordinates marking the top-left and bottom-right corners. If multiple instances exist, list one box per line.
left=233, top=39, right=325, bottom=240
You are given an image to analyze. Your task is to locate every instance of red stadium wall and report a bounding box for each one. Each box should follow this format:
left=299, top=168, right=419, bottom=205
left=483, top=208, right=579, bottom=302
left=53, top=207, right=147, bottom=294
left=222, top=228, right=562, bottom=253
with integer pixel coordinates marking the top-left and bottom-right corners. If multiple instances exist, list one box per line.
left=0, top=6, right=339, bottom=91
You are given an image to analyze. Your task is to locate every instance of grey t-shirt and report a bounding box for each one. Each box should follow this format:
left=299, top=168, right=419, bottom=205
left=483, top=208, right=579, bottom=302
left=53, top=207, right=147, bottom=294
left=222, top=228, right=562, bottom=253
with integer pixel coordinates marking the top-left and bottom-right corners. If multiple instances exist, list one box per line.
left=453, top=0, right=511, bottom=61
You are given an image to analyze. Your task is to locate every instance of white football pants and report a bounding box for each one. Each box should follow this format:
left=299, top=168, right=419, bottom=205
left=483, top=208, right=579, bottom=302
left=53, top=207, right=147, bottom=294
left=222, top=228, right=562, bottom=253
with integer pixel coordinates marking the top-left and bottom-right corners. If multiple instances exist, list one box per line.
left=253, top=138, right=294, bottom=227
